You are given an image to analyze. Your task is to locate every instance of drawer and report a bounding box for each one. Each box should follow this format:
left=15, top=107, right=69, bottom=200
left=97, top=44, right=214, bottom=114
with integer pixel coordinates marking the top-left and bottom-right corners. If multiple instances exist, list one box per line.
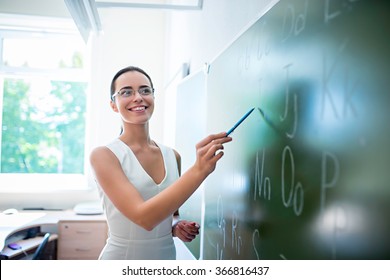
left=58, top=221, right=107, bottom=260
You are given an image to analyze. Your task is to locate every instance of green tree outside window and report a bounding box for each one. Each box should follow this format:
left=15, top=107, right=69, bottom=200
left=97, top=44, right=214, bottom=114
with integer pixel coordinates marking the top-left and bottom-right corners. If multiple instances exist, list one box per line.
left=1, top=78, right=87, bottom=174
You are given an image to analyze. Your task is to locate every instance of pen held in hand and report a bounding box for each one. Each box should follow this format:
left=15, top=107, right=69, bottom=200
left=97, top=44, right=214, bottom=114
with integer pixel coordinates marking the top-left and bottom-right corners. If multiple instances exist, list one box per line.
left=226, top=107, right=255, bottom=136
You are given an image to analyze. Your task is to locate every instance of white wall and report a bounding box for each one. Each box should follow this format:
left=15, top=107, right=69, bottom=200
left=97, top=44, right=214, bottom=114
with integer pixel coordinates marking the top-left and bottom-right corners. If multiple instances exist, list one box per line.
left=89, top=7, right=166, bottom=147
left=164, top=0, right=276, bottom=79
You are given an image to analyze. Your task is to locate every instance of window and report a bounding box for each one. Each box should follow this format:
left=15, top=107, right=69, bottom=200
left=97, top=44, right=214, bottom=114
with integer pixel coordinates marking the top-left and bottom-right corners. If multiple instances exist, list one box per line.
left=0, top=15, right=90, bottom=191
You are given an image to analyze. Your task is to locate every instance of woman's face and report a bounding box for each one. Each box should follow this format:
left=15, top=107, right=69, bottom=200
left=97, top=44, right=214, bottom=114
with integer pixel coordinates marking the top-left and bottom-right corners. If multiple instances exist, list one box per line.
left=111, top=70, right=155, bottom=126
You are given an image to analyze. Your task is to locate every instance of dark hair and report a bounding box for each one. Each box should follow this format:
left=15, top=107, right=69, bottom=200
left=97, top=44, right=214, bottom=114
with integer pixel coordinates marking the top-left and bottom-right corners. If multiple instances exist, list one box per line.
left=110, top=66, right=154, bottom=101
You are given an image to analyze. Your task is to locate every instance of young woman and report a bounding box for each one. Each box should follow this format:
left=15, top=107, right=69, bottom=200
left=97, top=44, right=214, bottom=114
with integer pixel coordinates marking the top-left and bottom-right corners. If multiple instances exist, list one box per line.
left=90, top=66, right=232, bottom=259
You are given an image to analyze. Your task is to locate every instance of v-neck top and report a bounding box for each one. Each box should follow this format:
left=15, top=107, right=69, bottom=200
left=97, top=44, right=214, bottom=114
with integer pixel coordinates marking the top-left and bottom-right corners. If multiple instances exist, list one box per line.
left=96, top=138, right=179, bottom=260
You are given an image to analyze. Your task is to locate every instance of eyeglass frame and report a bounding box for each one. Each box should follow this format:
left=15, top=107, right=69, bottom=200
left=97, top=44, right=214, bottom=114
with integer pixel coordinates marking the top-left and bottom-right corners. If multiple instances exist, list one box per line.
left=111, top=86, right=155, bottom=101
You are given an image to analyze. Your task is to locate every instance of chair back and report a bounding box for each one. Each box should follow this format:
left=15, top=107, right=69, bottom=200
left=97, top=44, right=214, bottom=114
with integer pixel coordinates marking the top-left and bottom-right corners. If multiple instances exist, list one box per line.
left=31, top=233, right=51, bottom=260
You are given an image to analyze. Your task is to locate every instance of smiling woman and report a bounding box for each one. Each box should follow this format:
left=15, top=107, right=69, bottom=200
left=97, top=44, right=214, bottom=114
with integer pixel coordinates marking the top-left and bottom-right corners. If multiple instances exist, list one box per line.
left=89, top=66, right=232, bottom=259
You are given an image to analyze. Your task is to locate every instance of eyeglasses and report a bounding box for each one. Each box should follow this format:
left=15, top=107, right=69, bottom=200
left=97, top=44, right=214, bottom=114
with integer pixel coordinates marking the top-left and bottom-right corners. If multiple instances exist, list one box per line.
left=111, top=86, right=154, bottom=100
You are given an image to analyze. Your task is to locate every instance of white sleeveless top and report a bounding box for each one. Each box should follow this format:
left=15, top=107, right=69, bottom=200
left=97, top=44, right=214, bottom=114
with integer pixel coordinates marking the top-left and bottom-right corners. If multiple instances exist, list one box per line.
left=96, top=138, right=179, bottom=260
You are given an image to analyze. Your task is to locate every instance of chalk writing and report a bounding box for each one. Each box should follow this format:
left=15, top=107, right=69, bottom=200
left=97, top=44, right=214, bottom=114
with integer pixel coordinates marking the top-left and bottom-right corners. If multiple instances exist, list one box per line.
left=256, top=21, right=272, bottom=61
left=324, top=0, right=359, bottom=24
left=254, top=149, right=272, bottom=201
left=216, top=195, right=226, bottom=259
left=238, top=44, right=251, bottom=74
left=280, top=63, right=298, bottom=138
left=281, top=145, right=304, bottom=216
left=281, top=0, right=308, bottom=42
left=252, top=229, right=260, bottom=260
left=320, top=151, right=340, bottom=212
left=231, top=211, right=242, bottom=255
left=322, top=38, right=360, bottom=120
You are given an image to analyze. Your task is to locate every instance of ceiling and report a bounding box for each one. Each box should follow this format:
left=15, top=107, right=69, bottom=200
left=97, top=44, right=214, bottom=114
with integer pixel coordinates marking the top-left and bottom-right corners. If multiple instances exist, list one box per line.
left=0, top=0, right=203, bottom=42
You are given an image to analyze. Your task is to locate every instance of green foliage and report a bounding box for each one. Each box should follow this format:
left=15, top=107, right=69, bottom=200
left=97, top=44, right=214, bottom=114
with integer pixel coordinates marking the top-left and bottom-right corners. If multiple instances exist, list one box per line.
left=1, top=78, right=87, bottom=174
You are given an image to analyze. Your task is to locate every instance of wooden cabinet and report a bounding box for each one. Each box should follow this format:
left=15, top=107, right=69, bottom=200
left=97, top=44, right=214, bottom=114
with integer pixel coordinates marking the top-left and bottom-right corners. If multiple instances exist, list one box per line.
left=57, top=220, right=107, bottom=260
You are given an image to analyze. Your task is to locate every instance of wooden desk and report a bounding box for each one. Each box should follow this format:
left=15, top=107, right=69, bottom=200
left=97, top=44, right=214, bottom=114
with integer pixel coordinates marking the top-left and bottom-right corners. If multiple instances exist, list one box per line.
left=0, top=210, right=107, bottom=260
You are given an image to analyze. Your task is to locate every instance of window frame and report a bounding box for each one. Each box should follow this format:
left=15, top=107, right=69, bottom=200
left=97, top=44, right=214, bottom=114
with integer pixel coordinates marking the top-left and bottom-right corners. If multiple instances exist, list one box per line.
left=0, top=14, right=92, bottom=193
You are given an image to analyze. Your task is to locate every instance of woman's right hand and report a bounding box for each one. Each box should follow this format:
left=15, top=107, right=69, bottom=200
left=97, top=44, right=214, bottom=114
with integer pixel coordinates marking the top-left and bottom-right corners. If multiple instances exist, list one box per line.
left=193, top=132, right=232, bottom=177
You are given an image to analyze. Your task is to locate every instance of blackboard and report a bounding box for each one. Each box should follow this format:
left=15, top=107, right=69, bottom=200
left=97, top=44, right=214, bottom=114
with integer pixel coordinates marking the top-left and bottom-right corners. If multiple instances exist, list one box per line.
left=176, top=0, right=390, bottom=259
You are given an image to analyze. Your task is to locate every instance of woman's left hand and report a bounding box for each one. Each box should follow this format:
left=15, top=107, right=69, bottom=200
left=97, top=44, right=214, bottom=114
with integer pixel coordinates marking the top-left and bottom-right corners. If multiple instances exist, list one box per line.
left=172, top=220, right=200, bottom=242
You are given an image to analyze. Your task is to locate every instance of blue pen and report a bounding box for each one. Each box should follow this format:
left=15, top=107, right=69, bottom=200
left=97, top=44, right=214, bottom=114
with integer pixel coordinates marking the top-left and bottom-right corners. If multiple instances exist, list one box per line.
left=226, top=107, right=255, bottom=136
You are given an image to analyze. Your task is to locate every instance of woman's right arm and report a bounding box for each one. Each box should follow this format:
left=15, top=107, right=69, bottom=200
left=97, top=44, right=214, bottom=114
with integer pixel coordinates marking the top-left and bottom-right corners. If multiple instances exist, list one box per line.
left=90, top=132, right=232, bottom=231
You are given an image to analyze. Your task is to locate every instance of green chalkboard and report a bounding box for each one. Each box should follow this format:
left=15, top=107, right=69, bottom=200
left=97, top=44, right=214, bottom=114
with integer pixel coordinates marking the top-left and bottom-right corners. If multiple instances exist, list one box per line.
left=176, top=0, right=390, bottom=259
